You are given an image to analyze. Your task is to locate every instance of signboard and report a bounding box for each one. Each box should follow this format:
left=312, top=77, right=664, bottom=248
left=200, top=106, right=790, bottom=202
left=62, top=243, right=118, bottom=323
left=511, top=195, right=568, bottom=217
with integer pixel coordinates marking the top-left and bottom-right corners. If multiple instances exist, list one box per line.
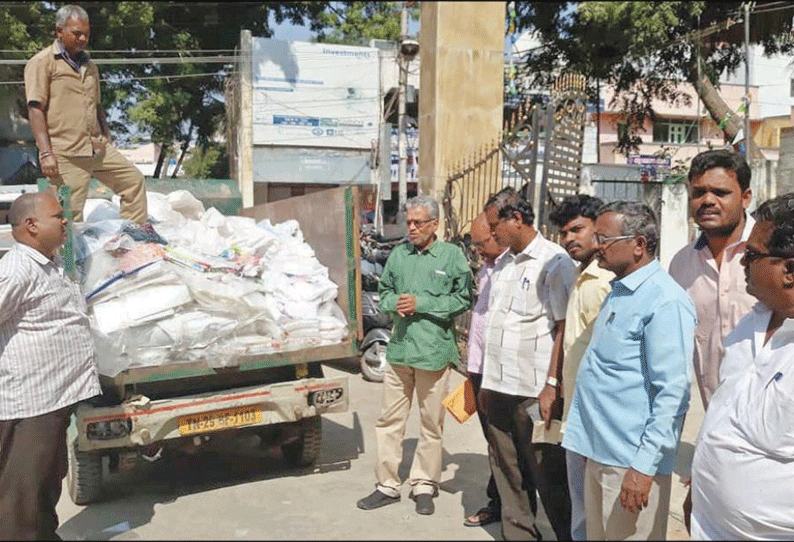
left=390, top=127, right=419, bottom=184
left=626, top=154, right=671, bottom=167
left=252, top=39, right=380, bottom=150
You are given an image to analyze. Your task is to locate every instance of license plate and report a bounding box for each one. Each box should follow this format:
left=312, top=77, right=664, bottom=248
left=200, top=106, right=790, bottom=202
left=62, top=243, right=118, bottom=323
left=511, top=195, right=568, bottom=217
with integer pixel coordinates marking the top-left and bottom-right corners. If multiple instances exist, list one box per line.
left=178, top=405, right=263, bottom=436
left=309, top=387, right=344, bottom=406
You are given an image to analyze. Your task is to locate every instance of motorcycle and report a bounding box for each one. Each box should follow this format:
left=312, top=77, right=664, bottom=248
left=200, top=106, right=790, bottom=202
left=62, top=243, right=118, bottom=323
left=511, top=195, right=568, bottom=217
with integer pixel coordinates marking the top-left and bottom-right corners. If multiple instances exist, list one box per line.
left=358, top=227, right=404, bottom=382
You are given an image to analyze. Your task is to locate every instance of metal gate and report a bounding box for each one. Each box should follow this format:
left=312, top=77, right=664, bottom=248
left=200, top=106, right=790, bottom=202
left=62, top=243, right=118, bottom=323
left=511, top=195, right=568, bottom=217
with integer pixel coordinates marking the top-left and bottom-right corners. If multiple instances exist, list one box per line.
left=443, top=73, right=589, bottom=251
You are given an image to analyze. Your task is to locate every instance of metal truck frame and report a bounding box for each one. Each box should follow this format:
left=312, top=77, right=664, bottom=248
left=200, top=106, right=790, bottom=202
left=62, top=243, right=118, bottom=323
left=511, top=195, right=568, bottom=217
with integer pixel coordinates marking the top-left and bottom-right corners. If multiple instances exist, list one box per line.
left=68, top=186, right=363, bottom=505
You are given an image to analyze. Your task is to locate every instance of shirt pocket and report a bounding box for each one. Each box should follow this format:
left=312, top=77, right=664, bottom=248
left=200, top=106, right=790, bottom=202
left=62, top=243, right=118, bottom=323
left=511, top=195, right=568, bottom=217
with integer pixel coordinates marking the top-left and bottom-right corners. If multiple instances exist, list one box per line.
left=591, top=311, right=642, bottom=363
left=419, top=269, right=451, bottom=296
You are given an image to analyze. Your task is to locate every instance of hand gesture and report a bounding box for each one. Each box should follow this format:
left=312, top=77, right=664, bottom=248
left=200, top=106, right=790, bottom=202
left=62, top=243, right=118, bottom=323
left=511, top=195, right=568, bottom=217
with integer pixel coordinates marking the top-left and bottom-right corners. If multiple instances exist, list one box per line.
left=396, top=294, right=417, bottom=317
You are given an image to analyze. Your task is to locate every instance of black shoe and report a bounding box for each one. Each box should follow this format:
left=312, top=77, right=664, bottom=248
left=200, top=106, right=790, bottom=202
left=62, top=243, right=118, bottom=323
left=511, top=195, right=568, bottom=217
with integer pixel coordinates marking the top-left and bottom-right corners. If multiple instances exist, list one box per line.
left=357, top=489, right=400, bottom=510
left=412, top=493, right=435, bottom=515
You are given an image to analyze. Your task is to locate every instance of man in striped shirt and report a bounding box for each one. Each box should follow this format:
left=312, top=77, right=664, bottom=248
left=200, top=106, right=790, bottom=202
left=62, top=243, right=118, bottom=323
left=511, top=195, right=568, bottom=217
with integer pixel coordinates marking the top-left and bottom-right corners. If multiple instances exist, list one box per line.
left=0, top=192, right=101, bottom=540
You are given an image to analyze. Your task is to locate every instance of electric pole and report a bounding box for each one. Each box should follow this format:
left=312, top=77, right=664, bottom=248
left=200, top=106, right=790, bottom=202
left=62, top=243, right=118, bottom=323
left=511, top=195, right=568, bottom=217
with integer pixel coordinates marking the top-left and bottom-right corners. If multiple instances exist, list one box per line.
left=396, top=2, right=409, bottom=227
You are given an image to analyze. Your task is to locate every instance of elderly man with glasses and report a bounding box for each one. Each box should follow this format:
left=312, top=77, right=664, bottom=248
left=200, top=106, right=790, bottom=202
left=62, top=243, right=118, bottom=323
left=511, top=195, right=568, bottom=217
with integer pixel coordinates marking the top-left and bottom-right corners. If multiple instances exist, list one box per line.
left=357, top=195, right=473, bottom=516
left=561, top=201, right=696, bottom=540
left=688, top=193, right=794, bottom=539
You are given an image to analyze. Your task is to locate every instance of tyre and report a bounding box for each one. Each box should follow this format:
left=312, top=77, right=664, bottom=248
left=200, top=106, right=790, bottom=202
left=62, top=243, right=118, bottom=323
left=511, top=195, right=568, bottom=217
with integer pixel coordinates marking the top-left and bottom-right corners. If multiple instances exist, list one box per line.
left=67, top=439, right=103, bottom=505
left=360, top=341, right=387, bottom=383
left=282, top=416, right=322, bottom=467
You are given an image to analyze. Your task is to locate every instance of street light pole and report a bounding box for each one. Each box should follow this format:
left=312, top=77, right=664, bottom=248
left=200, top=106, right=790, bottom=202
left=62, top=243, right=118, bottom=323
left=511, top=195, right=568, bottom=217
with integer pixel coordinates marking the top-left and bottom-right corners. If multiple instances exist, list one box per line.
left=743, top=1, right=751, bottom=159
left=396, top=2, right=409, bottom=228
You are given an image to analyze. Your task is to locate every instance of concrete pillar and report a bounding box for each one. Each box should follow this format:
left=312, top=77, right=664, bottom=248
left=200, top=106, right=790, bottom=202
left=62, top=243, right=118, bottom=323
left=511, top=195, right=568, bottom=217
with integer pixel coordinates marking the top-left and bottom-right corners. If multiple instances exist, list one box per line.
left=418, top=1, right=505, bottom=234
left=660, top=182, right=689, bottom=270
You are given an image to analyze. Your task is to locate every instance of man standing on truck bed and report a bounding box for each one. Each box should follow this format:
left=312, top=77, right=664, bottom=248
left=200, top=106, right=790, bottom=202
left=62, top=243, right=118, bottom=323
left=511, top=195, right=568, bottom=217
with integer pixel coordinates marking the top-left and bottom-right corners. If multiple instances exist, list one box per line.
left=0, top=192, right=101, bottom=540
left=357, top=195, right=473, bottom=516
left=24, top=4, right=147, bottom=224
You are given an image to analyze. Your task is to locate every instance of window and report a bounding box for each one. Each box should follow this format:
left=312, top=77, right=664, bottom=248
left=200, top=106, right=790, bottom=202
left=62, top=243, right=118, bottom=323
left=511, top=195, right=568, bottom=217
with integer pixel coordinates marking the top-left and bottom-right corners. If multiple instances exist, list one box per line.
left=652, top=120, right=699, bottom=144
left=790, top=78, right=794, bottom=98
left=617, top=122, right=628, bottom=142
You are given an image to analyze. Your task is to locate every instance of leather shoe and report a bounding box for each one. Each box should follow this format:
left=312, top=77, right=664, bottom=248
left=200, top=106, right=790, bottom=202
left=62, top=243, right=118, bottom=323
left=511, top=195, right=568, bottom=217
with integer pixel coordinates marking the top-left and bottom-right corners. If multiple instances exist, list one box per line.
left=412, top=493, right=435, bottom=515
left=357, top=489, right=399, bottom=510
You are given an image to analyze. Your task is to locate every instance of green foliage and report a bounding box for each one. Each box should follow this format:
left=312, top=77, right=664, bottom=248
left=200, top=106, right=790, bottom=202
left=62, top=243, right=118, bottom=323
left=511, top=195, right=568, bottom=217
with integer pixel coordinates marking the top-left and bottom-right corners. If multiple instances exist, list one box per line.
left=514, top=1, right=794, bottom=153
left=315, top=2, right=419, bottom=45
left=181, top=143, right=229, bottom=179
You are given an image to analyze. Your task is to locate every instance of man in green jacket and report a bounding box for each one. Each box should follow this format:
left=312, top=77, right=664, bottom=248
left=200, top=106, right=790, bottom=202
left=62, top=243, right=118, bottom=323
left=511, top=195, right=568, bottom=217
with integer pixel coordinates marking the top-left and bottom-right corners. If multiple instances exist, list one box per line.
left=357, top=195, right=473, bottom=516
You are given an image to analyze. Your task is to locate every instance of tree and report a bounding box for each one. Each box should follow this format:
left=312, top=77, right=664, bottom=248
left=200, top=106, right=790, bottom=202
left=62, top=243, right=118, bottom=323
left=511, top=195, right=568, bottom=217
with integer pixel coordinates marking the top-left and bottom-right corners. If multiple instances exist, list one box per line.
left=514, top=2, right=794, bottom=158
left=314, top=2, right=419, bottom=46
left=182, top=143, right=229, bottom=179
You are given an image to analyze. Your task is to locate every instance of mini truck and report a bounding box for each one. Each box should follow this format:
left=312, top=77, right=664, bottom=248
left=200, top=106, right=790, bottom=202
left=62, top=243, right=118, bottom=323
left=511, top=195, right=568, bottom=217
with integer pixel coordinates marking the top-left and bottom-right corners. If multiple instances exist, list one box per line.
left=67, top=185, right=364, bottom=505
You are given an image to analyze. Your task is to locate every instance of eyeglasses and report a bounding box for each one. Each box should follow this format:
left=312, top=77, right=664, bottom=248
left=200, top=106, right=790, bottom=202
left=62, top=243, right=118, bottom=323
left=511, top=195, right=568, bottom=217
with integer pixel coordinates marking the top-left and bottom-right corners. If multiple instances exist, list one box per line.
left=406, top=218, right=436, bottom=228
left=593, top=234, right=635, bottom=246
left=743, top=247, right=784, bottom=263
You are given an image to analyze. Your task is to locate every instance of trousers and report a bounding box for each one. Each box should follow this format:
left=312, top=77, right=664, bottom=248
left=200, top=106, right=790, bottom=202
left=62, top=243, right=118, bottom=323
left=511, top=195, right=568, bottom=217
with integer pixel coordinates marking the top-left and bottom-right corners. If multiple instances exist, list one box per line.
left=374, top=363, right=449, bottom=497
left=0, top=406, right=72, bottom=540
left=55, top=143, right=147, bottom=223
left=584, top=459, right=671, bottom=540
left=483, top=390, right=571, bottom=541
left=469, top=372, right=502, bottom=512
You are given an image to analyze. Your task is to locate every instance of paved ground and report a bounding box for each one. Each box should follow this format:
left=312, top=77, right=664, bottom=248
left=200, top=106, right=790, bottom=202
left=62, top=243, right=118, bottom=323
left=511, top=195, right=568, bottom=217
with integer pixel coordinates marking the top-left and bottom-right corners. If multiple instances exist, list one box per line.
left=55, top=363, right=702, bottom=540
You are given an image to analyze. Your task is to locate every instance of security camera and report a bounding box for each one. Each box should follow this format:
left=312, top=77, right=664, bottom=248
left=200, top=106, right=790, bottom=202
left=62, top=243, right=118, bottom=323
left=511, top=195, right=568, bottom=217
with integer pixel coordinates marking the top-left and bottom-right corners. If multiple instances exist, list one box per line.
left=399, top=38, right=419, bottom=60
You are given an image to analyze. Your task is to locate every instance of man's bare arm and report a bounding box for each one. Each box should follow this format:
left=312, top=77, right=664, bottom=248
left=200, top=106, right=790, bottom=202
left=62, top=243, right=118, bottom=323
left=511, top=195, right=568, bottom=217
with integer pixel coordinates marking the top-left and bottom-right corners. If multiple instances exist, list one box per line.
left=27, top=103, right=58, bottom=180
left=538, top=319, right=565, bottom=428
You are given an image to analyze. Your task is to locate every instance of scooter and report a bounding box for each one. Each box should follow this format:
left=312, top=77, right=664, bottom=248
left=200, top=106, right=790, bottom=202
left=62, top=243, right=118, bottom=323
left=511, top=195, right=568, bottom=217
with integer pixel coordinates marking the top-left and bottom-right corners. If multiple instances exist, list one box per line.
left=358, top=227, right=404, bottom=382
left=359, top=289, right=391, bottom=382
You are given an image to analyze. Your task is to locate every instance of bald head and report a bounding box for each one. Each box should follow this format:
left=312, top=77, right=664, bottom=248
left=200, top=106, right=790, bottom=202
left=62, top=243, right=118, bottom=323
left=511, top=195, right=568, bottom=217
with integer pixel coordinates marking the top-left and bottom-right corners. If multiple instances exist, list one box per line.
left=9, top=192, right=66, bottom=257
left=471, top=212, right=505, bottom=264
left=8, top=193, right=47, bottom=229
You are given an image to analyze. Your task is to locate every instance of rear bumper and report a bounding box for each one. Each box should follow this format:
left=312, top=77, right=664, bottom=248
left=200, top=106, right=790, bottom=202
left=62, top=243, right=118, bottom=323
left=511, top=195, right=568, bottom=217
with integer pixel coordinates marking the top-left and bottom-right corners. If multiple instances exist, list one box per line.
left=74, top=375, right=348, bottom=451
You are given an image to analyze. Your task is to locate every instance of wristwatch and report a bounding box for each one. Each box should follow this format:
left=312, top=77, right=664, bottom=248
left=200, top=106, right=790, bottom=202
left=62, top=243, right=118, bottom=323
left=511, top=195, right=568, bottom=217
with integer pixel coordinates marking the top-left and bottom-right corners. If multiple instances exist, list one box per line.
left=546, top=376, right=559, bottom=388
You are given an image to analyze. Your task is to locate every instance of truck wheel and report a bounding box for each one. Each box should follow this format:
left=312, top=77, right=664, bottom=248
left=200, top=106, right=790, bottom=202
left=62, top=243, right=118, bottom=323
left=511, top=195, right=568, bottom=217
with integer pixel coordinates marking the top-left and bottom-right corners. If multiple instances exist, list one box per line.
left=360, top=342, right=387, bottom=383
left=282, top=416, right=322, bottom=467
left=67, top=439, right=103, bottom=505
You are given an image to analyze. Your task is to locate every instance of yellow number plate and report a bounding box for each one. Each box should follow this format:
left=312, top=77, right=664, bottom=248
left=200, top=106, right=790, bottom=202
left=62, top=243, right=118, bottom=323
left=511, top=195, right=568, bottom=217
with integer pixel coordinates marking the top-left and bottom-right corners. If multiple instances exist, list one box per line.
left=178, top=405, right=263, bottom=436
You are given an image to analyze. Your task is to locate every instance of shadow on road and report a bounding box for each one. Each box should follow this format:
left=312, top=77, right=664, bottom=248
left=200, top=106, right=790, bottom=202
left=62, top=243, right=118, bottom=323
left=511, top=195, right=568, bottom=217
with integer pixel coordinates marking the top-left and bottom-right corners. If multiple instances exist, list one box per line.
left=392, top=438, right=500, bottom=540
left=58, top=414, right=364, bottom=540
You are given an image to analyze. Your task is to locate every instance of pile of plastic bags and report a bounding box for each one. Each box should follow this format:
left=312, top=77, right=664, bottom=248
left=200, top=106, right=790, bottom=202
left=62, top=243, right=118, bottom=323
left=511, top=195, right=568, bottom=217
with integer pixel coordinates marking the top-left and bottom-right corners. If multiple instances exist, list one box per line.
left=75, top=191, right=349, bottom=377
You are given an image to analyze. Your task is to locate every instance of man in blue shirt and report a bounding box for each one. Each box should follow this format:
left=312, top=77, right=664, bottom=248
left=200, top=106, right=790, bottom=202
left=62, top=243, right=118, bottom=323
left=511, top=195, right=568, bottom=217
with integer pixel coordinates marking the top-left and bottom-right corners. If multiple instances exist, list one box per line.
left=562, top=201, right=695, bottom=540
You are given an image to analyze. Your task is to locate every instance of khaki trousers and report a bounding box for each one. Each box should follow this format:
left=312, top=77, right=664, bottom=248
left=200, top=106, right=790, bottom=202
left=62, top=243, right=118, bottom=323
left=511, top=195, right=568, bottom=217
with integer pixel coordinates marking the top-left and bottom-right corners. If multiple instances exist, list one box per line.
left=374, top=362, right=449, bottom=497
left=0, top=406, right=72, bottom=541
left=55, top=143, right=147, bottom=223
left=584, top=459, right=671, bottom=540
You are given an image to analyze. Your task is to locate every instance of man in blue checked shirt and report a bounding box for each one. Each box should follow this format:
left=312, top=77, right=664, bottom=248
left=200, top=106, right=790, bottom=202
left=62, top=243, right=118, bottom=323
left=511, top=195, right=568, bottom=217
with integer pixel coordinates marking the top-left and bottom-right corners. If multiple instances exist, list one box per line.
left=562, top=201, right=696, bottom=540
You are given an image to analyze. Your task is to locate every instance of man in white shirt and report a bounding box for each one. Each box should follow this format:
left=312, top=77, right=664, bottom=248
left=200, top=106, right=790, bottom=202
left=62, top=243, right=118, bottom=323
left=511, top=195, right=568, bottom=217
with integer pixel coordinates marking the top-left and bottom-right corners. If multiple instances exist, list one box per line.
left=689, top=192, right=794, bottom=540
left=481, top=187, right=577, bottom=540
left=0, top=192, right=101, bottom=540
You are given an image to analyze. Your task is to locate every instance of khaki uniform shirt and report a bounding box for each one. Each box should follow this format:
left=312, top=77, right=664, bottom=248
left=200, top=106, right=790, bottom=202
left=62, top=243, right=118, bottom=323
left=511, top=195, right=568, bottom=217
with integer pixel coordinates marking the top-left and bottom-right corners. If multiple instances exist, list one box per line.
left=24, top=41, right=107, bottom=157
left=561, top=258, right=613, bottom=425
left=668, top=215, right=757, bottom=408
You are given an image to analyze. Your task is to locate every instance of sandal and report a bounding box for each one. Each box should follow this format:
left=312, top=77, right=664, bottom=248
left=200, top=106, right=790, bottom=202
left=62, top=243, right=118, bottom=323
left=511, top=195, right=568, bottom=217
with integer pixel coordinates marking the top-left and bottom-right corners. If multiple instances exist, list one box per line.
left=464, top=506, right=500, bottom=527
